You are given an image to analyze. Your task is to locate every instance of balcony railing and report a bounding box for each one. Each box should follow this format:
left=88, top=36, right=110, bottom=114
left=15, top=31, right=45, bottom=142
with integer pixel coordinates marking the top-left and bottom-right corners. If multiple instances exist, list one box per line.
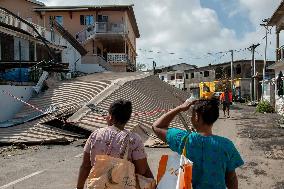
left=277, top=45, right=284, bottom=61
left=75, top=22, right=126, bottom=43
left=0, top=9, right=45, bottom=37
left=0, top=9, right=68, bottom=48
left=107, top=53, right=129, bottom=63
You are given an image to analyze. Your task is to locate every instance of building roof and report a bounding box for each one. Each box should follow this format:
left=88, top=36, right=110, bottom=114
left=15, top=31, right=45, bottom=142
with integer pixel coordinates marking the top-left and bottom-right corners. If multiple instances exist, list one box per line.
left=26, top=0, right=45, bottom=6
left=268, top=0, right=284, bottom=26
left=187, top=60, right=275, bottom=72
left=155, top=63, right=197, bottom=71
left=34, top=4, right=140, bottom=38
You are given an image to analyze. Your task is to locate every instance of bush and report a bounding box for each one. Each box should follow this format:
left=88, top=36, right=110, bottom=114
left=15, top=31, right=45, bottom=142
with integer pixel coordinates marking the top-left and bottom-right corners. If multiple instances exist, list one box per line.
left=256, top=101, right=275, bottom=113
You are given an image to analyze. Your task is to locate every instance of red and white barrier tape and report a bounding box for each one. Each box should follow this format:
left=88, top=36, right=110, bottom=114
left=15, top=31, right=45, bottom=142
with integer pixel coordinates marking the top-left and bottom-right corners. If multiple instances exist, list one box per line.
left=1, top=90, right=65, bottom=123
left=1, top=90, right=173, bottom=123
left=2, top=90, right=46, bottom=114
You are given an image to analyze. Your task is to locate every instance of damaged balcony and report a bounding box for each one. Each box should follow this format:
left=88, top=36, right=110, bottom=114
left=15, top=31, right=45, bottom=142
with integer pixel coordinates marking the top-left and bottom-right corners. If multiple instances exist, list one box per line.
left=75, top=22, right=126, bottom=44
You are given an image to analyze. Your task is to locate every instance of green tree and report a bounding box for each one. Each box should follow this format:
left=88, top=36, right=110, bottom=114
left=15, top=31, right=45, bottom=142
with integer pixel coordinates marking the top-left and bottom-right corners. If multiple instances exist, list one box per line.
left=136, top=63, right=146, bottom=71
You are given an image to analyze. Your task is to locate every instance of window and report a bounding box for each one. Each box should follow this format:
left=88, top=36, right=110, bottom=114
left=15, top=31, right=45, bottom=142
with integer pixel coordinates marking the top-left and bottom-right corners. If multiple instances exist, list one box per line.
left=161, top=76, right=164, bottom=81
left=236, top=64, right=241, bottom=74
left=186, top=74, right=189, bottom=79
left=204, top=71, right=209, bottom=77
left=55, top=16, right=63, bottom=26
left=178, top=75, right=183, bottom=79
left=171, top=76, right=175, bottom=80
left=80, top=15, right=94, bottom=25
left=215, top=67, right=223, bottom=79
left=98, top=15, right=108, bottom=22
left=191, top=73, right=194, bottom=78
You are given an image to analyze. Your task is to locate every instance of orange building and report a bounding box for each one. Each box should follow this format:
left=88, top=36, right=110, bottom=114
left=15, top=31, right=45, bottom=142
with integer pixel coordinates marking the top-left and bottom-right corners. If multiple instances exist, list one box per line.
left=1, top=0, right=140, bottom=72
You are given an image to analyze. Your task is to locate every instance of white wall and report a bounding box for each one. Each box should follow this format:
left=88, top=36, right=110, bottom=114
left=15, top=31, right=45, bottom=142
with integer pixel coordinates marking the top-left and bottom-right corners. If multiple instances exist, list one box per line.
left=262, top=82, right=271, bottom=102
left=77, top=63, right=105, bottom=74
left=0, top=85, right=33, bottom=122
left=61, top=41, right=81, bottom=73
left=274, top=66, right=284, bottom=114
left=159, top=74, right=168, bottom=82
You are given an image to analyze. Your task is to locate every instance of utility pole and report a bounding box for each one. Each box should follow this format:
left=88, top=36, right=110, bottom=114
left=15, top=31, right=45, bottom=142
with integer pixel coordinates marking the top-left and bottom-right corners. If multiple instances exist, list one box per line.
left=183, top=71, right=187, bottom=91
left=153, top=61, right=156, bottom=75
left=260, top=19, right=270, bottom=101
left=249, top=43, right=260, bottom=102
left=230, top=50, right=234, bottom=93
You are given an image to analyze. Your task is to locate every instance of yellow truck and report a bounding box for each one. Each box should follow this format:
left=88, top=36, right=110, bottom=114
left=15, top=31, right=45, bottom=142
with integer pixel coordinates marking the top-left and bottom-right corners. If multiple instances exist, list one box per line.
left=199, top=79, right=241, bottom=99
left=199, top=81, right=216, bottom=99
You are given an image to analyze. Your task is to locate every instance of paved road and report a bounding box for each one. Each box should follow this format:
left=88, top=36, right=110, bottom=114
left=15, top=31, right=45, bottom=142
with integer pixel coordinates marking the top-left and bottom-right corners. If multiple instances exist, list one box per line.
left=0, top=139, right=173, bottom=189
left=0, top=108, right=283, bottom=188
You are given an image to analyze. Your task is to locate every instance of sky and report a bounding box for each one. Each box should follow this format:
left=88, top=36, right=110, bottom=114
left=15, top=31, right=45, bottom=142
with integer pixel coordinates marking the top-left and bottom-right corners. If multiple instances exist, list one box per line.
left=41, top=0, right=283, bottom=69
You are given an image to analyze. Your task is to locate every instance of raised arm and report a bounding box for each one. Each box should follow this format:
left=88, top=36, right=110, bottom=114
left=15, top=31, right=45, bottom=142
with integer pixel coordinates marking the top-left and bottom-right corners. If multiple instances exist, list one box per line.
left=152, top=100, right=196, bottom=142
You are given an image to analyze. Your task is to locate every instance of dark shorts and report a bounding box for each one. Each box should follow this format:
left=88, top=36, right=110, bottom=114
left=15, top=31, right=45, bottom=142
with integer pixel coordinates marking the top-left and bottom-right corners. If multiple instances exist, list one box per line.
left=223, top=102, right=230, bottom=111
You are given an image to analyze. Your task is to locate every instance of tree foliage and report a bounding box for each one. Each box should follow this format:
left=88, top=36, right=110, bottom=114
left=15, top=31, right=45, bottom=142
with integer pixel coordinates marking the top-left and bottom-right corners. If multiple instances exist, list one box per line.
left=136, top=63, right=146, bottom=71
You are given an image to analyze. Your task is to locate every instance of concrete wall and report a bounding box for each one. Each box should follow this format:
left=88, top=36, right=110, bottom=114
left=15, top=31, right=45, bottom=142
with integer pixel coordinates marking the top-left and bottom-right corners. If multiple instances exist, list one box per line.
left=186, top=70, right=215, bottom=84
left=61, top=41, right=81, bottom=73
left=78, top=55, right=105, bottom=73
left=124, top=11, right=136, bottom=50
left=111, top=64, right=127, bottom=72
left=240, top=79, right=251, bottom=97
left=76, top=63, right=105, bottom=73
left=0, top=85, right=34, bottom=122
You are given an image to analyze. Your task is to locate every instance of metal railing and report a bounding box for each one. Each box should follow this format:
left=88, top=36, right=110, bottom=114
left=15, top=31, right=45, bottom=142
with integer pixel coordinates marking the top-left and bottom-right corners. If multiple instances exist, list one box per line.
left=75, top=22, right=126, bottom=43
left=107, top=53, right=129, bottom=63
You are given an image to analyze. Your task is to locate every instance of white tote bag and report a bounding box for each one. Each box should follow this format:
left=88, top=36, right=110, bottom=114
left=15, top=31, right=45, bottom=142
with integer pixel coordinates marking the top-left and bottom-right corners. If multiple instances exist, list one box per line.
left=157, top=143, right=193, bottom=189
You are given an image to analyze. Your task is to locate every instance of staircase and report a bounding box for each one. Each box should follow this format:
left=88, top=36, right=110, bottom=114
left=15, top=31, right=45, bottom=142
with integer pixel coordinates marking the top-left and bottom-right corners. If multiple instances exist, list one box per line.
left=52, top=18, right=88, bottom=56
left=81, top=55, right=113, bottom=72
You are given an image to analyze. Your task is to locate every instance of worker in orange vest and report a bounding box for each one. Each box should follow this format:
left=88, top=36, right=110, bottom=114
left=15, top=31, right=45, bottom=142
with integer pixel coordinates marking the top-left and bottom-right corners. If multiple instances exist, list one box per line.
left=220, top=88, right=233, bottom=118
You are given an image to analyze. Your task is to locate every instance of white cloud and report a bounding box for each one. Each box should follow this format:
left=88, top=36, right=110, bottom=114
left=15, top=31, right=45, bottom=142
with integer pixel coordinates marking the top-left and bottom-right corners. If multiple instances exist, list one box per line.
left=238, top=0, right=281, bottom=26
left=41, top=0, right=282, bottom=68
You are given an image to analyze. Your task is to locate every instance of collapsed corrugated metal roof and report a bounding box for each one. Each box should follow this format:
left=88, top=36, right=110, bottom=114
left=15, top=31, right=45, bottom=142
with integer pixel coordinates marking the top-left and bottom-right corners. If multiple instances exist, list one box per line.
left=0, top=72, right=191, bottom=147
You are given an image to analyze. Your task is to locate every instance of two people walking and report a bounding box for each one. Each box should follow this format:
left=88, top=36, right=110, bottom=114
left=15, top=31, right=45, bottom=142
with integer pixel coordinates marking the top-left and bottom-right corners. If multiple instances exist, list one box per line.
left=77, top=98, right=243, bottom=189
